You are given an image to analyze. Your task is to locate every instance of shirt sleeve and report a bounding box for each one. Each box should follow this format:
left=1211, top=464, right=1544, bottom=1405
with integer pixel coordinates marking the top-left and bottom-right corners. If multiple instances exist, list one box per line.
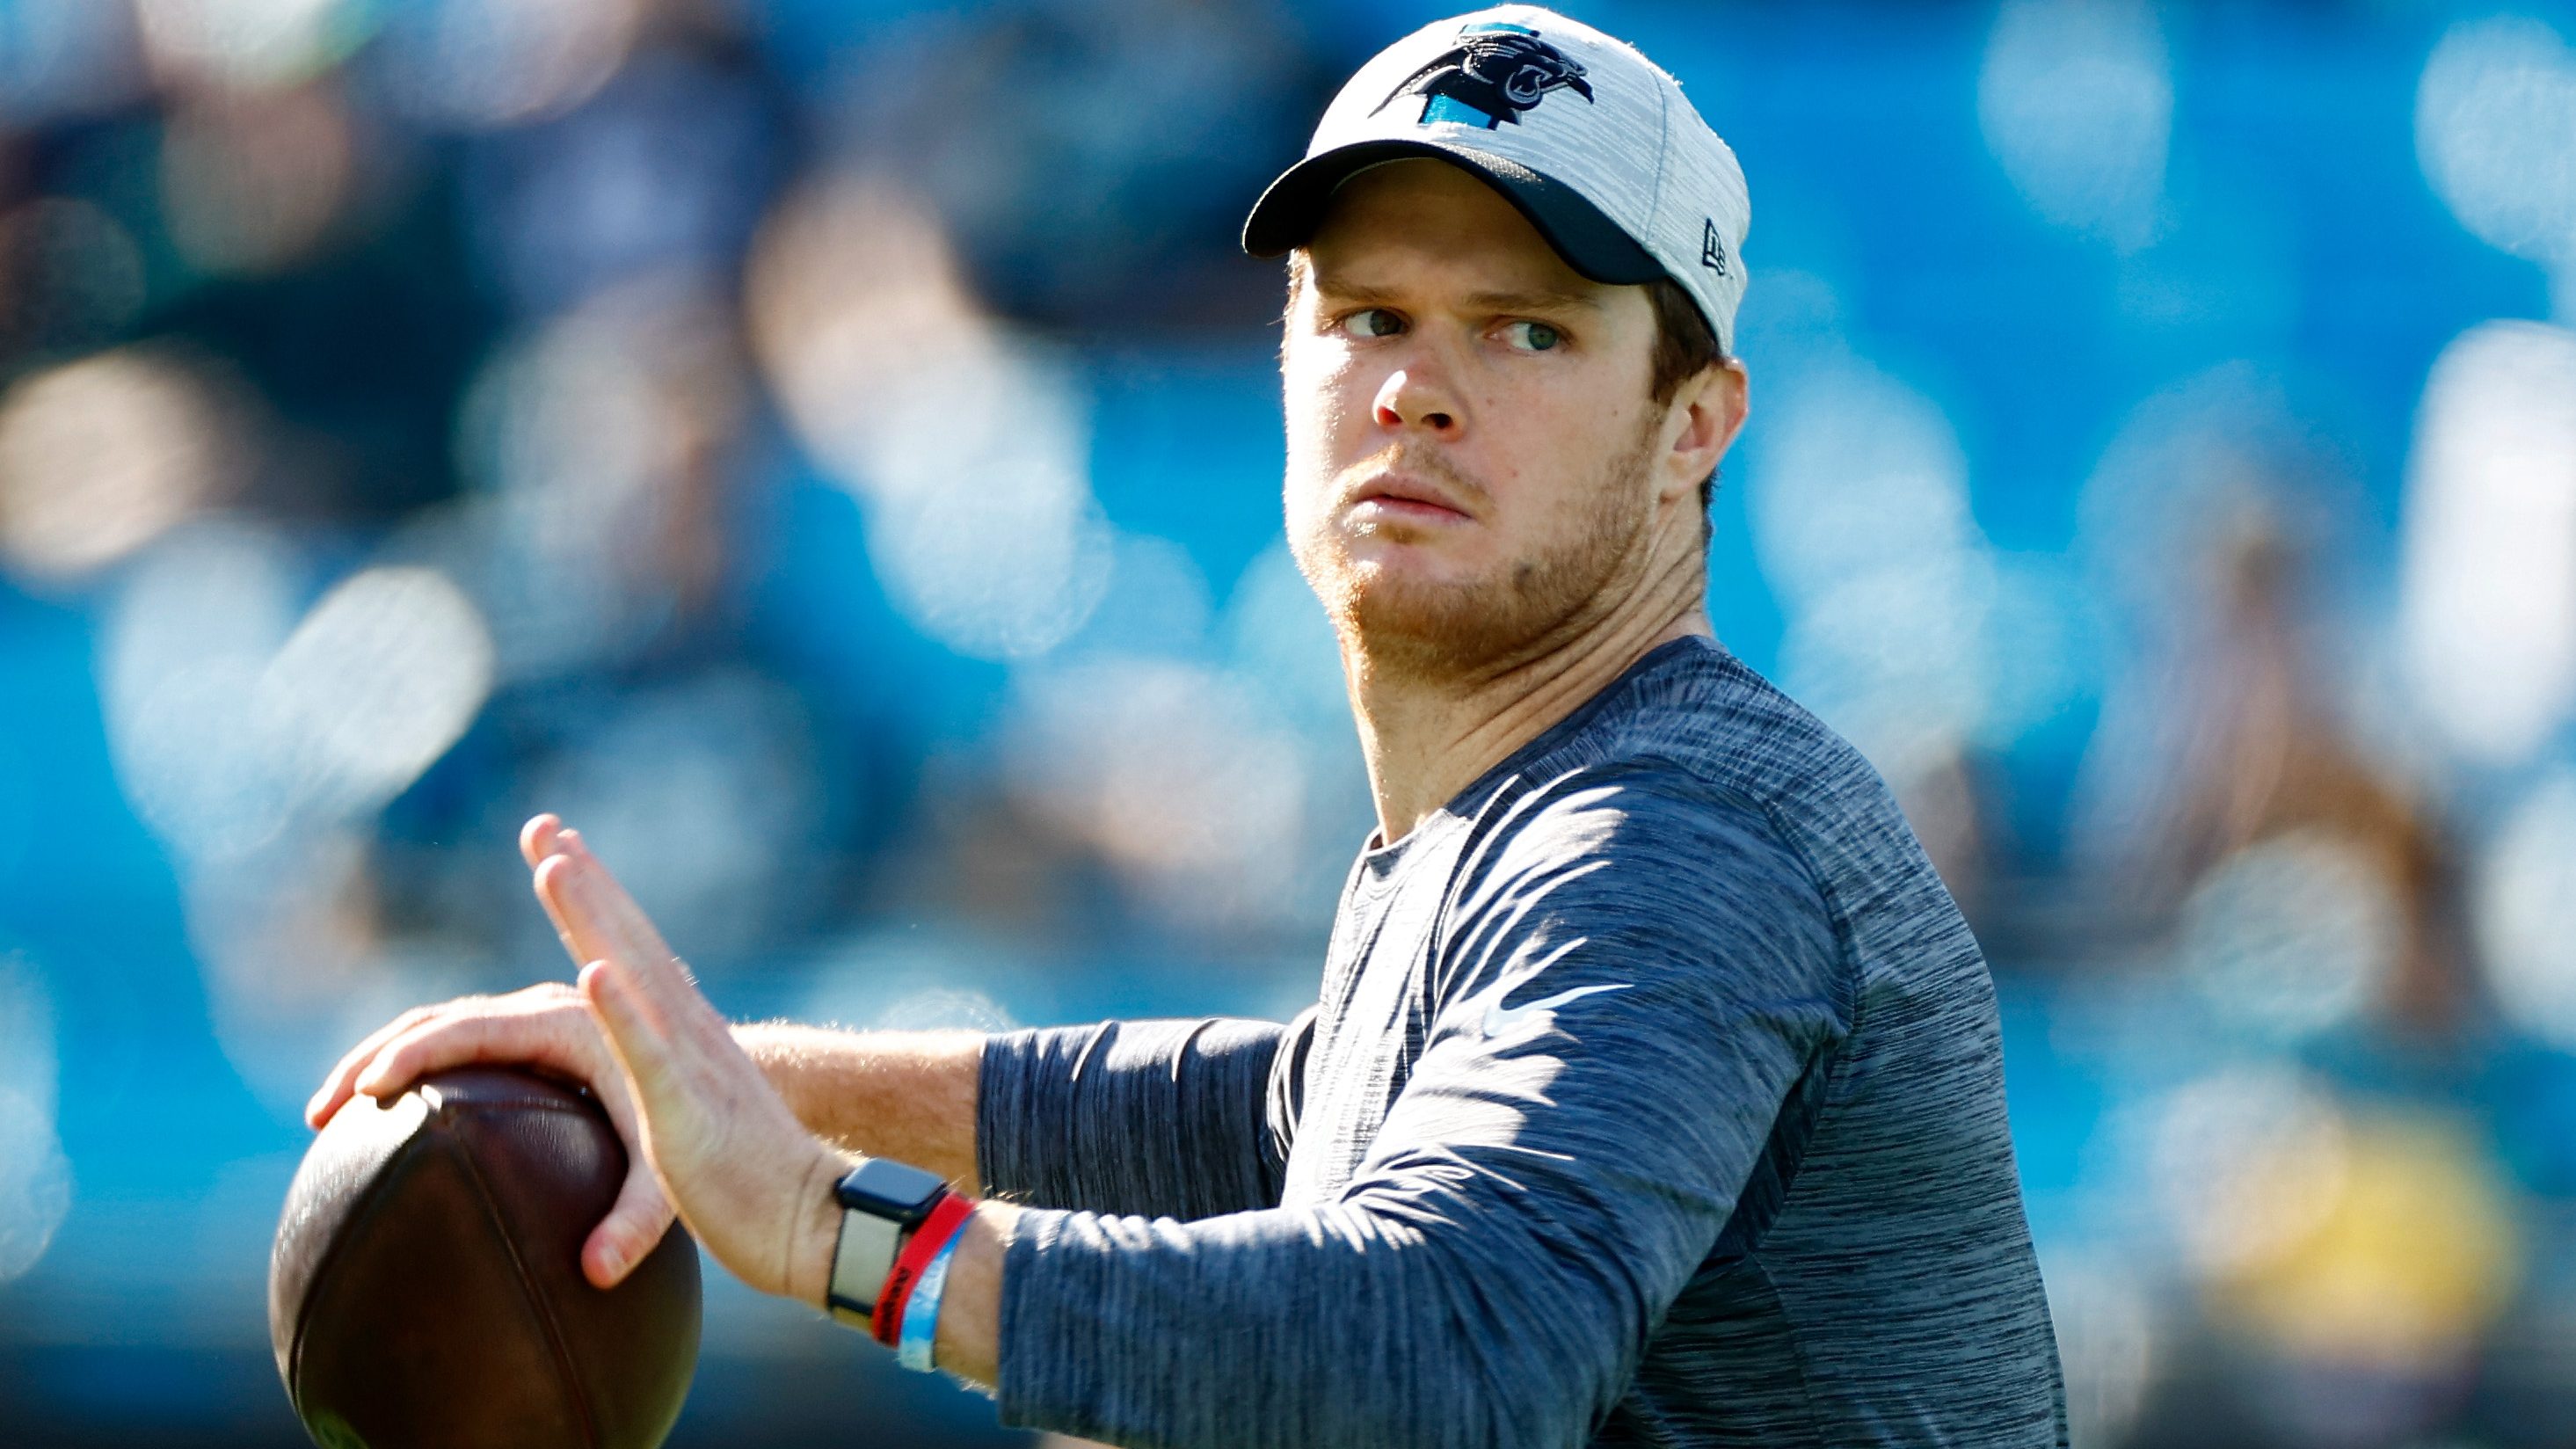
left=990, top=766, right=1852, bottom=1449
left=977, top=1016, right=1300, bottom=1221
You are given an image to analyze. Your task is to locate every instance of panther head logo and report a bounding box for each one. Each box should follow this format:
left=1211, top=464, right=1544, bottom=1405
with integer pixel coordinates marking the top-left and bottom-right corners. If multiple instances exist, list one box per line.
left=1376, top=27, right=1594, bottom=131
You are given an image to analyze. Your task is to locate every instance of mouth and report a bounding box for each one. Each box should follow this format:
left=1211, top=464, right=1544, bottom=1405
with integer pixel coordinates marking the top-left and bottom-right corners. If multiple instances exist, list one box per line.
left=1349, top=472, right=1473, bottom=525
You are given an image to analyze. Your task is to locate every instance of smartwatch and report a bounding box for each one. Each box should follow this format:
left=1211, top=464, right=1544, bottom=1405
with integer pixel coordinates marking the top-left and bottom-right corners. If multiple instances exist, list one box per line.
left=825, top=1157, right=950, bottom=1327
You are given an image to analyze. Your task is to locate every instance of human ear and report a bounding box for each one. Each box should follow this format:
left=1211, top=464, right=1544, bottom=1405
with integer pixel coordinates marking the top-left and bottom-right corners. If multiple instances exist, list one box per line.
left=1662, top=359, right=1748, bottom=503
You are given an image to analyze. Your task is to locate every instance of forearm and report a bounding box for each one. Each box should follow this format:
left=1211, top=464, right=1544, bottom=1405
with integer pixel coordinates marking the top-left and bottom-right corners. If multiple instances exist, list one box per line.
left=732, top=1022, right=985, bottom=1189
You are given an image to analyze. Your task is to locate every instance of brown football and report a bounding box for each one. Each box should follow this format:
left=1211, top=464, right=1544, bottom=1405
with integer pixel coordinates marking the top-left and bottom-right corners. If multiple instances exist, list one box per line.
left=269, top=1066, right=702, bottom=1449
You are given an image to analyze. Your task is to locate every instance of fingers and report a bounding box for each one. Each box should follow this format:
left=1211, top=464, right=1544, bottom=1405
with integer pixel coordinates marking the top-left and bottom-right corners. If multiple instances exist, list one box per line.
left=523, top=815, right=595, bottom=972
left=542, top=846, right=716, bottom=1040
left=579, top=954, right=736, bottom=1163
left=580, top=1065, right=677, bottom=1290
left=582, top=1166, right=678, bottom=1290
left=557, top=1053, right=681, bottom=1291
left=526, top=823, right=676, bottom=981
left=577, top=955, right=838, bottom=1303
left=313, top=819, right=601, bottom=1132
left=351, top=987, right=587, bottom=1103
left=311, top=972, right=678, bottom=1291
left=537, top=826, right=826, bottom=1297
left=520, top=813, right=566, bottom=870
left=309, top=1003, right=448, bottom=1128
left=579, top=957, right=662, bottom=1074
left=571, top=960, right=686, bottom=1289
left=538, top=856, right=631, bottom=1020
left=557, top=833, right=680, bottom=973
left=532, top=838, right=659, bottom=987
left=578, top=958, right=699, bottom=1212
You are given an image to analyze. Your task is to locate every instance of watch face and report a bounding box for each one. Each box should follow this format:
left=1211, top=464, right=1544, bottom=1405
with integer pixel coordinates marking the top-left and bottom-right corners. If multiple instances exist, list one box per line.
left=835, top=1157, right=947, bottom=1220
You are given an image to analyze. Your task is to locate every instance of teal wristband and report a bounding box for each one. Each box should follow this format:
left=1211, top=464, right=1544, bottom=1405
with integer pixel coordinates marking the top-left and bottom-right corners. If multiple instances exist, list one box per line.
left=896, top=1229, right=963, bottom=1372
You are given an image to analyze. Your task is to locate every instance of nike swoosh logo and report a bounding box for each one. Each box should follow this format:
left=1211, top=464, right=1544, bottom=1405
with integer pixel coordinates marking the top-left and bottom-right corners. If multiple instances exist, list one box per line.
left=1483, top=981, right=1632, bottom=1039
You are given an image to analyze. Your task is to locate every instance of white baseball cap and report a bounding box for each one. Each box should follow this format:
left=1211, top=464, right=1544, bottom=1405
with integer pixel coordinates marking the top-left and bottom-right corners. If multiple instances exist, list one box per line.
left=1242, top=5, right=1751, bottom=353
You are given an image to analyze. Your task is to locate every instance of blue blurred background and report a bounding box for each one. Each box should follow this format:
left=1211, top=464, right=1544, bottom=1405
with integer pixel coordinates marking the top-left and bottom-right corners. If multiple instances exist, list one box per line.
left=4, top=0, right=2576, bottom=1445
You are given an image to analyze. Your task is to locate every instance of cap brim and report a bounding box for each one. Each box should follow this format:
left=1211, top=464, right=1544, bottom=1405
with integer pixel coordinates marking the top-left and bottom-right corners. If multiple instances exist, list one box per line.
left=1240, top=138, right=1663, bottom=287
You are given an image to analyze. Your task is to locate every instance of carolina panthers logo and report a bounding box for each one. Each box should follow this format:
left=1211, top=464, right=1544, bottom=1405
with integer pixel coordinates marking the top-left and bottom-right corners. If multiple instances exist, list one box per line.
left=1376, top=25, right=1594, bottom=131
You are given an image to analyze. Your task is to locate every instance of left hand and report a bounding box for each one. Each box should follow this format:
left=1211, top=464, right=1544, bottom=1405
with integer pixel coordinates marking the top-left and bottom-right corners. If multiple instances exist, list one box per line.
left=525, top=819, right=847, bottom=1307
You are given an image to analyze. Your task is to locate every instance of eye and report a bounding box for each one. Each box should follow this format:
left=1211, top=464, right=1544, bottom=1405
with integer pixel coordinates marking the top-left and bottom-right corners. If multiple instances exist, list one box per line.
left=1343, top=308, right=1406, bottom=339
left=1501, top=320, right=1562, bottom=353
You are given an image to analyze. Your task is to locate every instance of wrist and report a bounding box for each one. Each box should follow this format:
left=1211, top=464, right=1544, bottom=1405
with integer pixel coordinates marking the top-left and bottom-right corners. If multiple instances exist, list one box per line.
left=820, top=1154, right=957, bottom=1331
left=786, top=1148, right=849, bottom=1307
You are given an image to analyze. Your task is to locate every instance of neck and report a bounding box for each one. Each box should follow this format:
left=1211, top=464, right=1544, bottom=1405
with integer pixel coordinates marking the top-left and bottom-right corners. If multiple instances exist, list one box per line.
left=1343, top=545, right=1712, bottom=847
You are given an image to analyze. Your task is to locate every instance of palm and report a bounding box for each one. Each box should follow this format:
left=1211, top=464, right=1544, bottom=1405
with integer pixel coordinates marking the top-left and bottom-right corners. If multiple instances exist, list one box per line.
left=528, top=823, right=840, bottom=1305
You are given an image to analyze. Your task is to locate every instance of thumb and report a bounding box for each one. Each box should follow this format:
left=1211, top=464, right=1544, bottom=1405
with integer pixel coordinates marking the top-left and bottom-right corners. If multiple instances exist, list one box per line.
left=578, top=1050, right=677, bottom=1290
left=583, top=1165, right=679, bottom=1290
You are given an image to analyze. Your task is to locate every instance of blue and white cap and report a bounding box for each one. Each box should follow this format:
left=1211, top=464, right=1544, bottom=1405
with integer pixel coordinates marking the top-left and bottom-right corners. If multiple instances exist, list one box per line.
left=1242, top=5, right=1751, bottom=353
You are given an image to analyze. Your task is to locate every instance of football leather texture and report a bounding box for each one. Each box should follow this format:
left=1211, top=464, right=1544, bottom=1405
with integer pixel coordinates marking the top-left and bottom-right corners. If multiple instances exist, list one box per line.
left=270, top=1066, right=702, bottom=1449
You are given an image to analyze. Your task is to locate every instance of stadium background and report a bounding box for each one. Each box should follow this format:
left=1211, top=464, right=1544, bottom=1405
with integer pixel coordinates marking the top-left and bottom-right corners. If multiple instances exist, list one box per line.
left=3, top=0, right=2575, bottom=1445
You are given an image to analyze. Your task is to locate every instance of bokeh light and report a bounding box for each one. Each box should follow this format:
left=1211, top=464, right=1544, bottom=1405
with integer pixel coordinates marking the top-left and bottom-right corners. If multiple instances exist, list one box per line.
left=97, top=533, right=495, bottom=873
left=374, top=0, right=641, bottom=131
left=1978, top=0, right=2172, bottom=251
left=520, top=669, right=821, bottom=961
left=1003, top=655, right=1313, bottom=934
left=1224, top=542, right=1357, bottom=737
left=98, top=519, right=299, bottom=863
left=0, top=955, right=72, bottom=1289
left=2177, top=831, right=2398, bottom=1041
left=749, top=175, right=1113, bottom=660
left=800, top=930, right=1025, bottom=1037
left=462, top=49, right=777, bottom=315
left=134, top=0, right=365, bottom=91
left=0, top=346, right=240, bottom=586
left=2215, top=1112, right=2515, bottom=1373
left=2151, top=1066, right=2352, bottom=1281
left=2399, top=319, right=2576, bottom=766
left=160, top=82, right=355, bottom=276
left=1750, top=358, right=2084, bottom=789
left=427, top=273, right=746, bottom=678
left=186, top=826, right=454, bottom=1118
left=2038, top=1250, right=2159, bottom=1449
left=2481, top=770, right=2576, bottom=1049
left=259, top=564, right=495, bottom=821
left=2418, top=15, right=2576, bottom=295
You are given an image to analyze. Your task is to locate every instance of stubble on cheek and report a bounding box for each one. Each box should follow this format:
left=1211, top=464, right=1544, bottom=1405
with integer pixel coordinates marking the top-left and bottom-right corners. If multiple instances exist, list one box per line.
left=1292, top=435, right=1657, bottom=683
left=1277, top=323, right=1665, bottom=680
left=1280, top=360, right=1377, bottom=626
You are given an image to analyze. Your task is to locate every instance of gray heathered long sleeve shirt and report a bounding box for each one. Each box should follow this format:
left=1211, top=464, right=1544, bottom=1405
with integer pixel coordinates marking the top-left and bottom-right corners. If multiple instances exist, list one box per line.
left=975, top=637, right=2069, bottom=1448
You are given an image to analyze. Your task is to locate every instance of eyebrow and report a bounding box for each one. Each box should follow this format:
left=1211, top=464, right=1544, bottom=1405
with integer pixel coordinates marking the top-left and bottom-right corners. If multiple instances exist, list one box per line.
left=1310, top=277, right=1606, bottom=314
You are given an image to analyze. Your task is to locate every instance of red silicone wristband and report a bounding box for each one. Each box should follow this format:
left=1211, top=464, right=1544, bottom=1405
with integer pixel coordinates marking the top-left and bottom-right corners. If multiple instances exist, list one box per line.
left=872, top=1192, right=973, bottom=1347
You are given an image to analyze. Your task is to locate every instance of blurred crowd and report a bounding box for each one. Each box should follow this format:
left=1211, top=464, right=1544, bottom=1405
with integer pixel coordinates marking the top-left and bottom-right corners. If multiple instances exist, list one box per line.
left=1, top=1, right=2573, bottom=1445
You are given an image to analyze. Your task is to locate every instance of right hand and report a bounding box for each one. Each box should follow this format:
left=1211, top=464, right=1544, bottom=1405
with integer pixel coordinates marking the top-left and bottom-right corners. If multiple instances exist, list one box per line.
left=303, top=819, right=677, bottom=1291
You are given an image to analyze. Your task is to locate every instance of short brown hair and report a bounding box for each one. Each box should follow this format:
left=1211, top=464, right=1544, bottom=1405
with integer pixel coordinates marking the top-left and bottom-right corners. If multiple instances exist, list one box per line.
left=1645, top=274, right=1727, bottom=526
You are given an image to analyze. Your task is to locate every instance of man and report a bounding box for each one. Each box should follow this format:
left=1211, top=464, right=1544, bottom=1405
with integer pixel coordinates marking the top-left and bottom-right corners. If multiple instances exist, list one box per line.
left=309, top=9, right=2068, bottom=1445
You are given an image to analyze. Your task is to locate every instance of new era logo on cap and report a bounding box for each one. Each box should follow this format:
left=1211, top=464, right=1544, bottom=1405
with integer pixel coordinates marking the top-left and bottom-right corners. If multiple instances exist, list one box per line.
left=1242, top=5, right=1750, bottom=353
left=1703, top=217, right=1728, bottom=276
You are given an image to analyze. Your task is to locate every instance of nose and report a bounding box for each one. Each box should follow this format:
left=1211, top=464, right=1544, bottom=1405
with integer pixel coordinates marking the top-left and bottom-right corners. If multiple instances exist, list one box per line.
left=1372, top=366, right=1460, bottom=437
